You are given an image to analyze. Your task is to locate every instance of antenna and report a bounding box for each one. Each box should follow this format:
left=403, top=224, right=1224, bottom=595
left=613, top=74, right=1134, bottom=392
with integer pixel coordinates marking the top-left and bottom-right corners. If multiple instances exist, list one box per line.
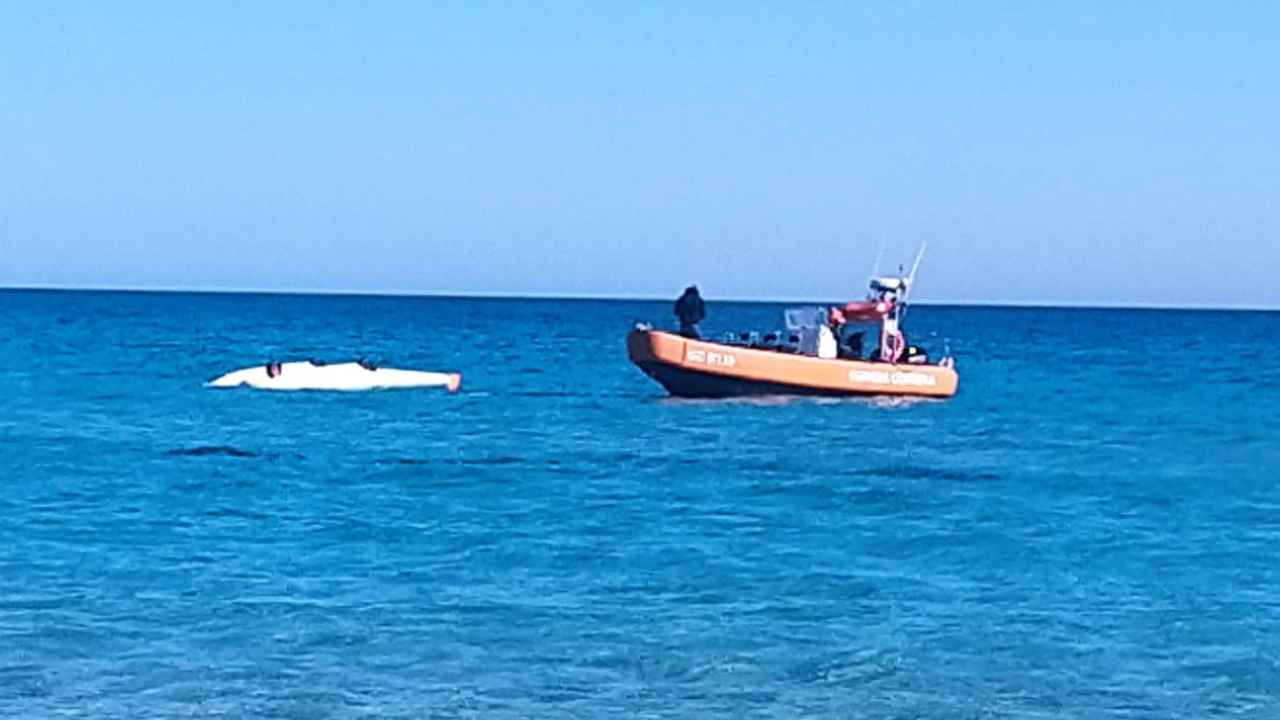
left=870, top=240, right=885, bottom=278
left=907, top=242, right=928, bottom=289
left=899, top=242, right=928, bottom=321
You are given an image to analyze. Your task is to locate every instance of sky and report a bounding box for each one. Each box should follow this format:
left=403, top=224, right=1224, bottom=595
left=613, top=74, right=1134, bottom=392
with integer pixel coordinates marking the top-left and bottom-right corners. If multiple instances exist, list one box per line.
left=1, top=2, right=1276, bottom=307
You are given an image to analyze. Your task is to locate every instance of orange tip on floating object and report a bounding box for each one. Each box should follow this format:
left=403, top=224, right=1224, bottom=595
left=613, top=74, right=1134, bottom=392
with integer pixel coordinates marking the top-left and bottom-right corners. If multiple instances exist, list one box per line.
left=446, top=373, right=462, bottom=393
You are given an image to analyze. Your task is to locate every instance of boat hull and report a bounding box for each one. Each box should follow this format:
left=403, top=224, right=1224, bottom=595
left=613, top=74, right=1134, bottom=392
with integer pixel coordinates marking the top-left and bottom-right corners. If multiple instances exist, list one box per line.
left=627, top=329, right=958, bottom=399
left=208, top=361, right=462, bottom=392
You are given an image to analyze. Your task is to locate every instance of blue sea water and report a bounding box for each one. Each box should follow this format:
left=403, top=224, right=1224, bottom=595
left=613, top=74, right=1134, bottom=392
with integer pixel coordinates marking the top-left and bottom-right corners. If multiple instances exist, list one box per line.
left=2, top=289, right=1279, bottom=718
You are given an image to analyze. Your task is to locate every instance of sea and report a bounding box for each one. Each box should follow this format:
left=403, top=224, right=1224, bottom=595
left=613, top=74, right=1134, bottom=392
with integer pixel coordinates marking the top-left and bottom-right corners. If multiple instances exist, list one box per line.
left=2, top=289, right=1279, bottom=719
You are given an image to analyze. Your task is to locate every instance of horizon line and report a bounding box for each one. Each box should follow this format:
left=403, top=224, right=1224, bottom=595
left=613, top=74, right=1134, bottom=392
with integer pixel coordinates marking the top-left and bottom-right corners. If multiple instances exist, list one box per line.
left=2, top=283, right=1276, bottom=313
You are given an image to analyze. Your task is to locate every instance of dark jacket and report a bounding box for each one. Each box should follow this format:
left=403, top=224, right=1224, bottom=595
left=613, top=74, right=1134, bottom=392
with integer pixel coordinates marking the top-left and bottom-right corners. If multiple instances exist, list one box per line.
left=674, top=287, right=706, bottom=327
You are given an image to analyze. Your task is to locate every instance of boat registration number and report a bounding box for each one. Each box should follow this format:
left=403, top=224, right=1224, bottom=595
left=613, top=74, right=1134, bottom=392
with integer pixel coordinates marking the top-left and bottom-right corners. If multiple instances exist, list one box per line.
left=849, top=369, right=937, bottom=387
left=686, top=349, right=738, bottom=368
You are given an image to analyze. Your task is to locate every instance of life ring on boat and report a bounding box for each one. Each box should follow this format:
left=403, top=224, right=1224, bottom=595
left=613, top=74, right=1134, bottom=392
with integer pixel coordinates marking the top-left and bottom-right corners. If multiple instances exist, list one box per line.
left=882, top=330, right=906, bottom=363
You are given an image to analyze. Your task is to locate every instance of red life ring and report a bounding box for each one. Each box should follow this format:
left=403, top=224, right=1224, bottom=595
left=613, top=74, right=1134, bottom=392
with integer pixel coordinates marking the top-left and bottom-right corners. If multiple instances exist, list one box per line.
left=882, top=330, right=905, bottom=363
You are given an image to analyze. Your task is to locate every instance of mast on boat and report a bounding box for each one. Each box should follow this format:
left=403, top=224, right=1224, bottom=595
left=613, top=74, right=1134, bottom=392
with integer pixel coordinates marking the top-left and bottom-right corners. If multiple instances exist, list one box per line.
left=865, top=242, right=926, bottom=362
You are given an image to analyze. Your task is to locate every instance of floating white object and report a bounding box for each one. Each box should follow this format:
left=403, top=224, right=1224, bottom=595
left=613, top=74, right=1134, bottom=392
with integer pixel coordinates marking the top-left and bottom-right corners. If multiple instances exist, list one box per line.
left=208, top=361, right=462, bottom=392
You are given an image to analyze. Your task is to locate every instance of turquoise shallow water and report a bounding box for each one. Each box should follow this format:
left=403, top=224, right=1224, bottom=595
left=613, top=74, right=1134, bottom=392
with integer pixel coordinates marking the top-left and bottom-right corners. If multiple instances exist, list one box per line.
left=2, top=289, right=1279, bottom=718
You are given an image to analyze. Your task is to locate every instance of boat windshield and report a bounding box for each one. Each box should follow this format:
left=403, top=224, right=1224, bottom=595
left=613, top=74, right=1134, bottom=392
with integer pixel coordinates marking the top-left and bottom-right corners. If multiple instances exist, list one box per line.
left=784, top=307, right=827, bottom=331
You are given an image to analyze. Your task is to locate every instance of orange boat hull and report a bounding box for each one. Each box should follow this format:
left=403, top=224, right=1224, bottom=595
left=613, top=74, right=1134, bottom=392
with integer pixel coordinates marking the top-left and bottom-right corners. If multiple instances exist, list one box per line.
left=627, top=329, right=958, bottom=399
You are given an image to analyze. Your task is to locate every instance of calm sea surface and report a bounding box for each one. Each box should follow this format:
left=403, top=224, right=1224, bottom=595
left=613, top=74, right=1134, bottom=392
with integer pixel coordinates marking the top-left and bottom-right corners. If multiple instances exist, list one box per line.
left=2, top=289, right=1279, bottom=718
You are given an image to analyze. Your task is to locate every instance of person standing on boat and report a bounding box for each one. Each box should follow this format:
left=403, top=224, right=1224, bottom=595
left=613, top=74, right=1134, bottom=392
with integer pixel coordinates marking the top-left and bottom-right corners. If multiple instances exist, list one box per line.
left=674, top=285, right=706, bottom=339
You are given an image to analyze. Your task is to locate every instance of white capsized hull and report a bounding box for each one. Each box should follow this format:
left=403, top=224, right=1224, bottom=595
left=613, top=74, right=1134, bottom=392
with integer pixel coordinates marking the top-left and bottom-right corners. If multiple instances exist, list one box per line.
left=208, top=361, right=462, bottom=392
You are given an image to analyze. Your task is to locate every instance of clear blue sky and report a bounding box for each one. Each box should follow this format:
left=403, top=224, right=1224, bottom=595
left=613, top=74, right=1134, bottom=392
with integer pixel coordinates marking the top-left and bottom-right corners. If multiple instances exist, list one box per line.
left=2, top=2, right=1276, bottom=307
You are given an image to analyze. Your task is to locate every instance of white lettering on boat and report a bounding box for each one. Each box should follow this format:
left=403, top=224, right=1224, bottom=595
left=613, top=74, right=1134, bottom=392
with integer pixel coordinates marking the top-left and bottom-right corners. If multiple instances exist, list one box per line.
left=849, top=369, right=937, bottom=387
left=686, top=349, right=737, bottom=368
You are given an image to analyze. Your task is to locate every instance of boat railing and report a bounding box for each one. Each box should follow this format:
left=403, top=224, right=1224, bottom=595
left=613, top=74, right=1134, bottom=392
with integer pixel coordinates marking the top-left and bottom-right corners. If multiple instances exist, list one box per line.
left=719, top=329, right=806, bottom=354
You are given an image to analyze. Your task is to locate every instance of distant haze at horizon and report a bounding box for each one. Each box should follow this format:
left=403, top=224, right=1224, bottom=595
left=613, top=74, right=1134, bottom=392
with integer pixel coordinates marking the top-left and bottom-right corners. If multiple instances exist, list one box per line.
left=3, top=286, right=1276, bottom=314
left=2, top=3, right=1276, bottom=309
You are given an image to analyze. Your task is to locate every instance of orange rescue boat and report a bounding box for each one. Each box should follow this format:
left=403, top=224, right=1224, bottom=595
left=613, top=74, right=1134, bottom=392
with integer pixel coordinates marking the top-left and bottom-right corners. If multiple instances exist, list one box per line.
left=628, top=247, right=959, bottom=399
left=628, top=330, right=957, bottom=399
